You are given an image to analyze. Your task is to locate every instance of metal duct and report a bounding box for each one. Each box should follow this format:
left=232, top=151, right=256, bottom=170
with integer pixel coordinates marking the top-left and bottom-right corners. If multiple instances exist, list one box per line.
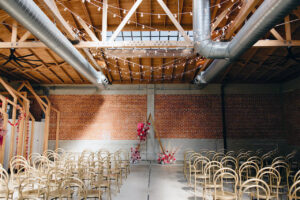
left=0, top=0, right=109, bottom=86
left=194, top=0, right=299, bottom=84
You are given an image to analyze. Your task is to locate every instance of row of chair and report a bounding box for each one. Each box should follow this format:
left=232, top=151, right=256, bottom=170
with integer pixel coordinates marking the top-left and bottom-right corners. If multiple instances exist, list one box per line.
left=183, top=148, right=299, bottom=199
left=0, top=148, right=131, bottom=199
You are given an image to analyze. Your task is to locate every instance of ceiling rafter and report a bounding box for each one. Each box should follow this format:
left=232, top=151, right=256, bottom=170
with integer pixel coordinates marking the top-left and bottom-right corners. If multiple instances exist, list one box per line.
left=45, top=49, right=75, bottom=83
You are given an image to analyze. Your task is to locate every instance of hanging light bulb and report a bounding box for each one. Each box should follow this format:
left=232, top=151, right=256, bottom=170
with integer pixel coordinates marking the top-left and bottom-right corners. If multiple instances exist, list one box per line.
left=225, top=15, right=229, bottom=19
left=190, top=12, right=193, bottom=16
left=113, top=14, right=116, bottom=18
left=82, top=0, right=85, bottom=3
left=218, top=4, right=221, bottom=8
left=142, top=25, right=145, bottom=29
left=238, top=5, right=241, bottom=9
left=123, top=10, right=126, bottom=14
left=141, top=13, right=144, bottom=17
left=64, top=7, right=67, bottom=11
left=158, top=14, right=161, bottom=19
left=128, top=20, right=130, bottom=24
left=174, top=14, right=177, bottom=18
left=98, top=7, right=101, bottom=12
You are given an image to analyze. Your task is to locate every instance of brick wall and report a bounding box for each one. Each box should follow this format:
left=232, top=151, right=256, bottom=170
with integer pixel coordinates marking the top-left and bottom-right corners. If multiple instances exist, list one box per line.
left=283, top=90, right=300, bottom=146
left=49, top=95, right=147, bottom=140
left=49, top=93, right=286, bottom=141
left=225, top=94, right=283, bottom=138
left=155, top=95, right=223, bottom=139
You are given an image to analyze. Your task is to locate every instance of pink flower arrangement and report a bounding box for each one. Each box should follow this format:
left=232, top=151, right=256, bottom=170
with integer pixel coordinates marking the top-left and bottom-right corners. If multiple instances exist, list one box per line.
left=130, top=147, right=141, bottom=163
left=157, top=151, right=176, bottom=164
left=137, top=122, right=150, bottom=141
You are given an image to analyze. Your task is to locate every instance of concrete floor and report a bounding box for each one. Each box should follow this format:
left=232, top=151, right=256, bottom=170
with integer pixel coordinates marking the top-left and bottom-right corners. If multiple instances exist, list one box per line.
left=114, top=162, right=195, bottom=200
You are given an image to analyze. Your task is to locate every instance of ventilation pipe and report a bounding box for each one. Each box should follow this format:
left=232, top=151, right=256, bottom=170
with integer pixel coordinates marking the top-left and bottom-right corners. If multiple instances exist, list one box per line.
left=193, top=0, right=299, bottom=84
left=0, top=0, right=109, bottom=87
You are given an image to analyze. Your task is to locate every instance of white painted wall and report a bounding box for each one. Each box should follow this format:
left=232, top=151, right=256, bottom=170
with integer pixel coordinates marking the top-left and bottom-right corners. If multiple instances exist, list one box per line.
left=3, top=121, right=45, bottom=170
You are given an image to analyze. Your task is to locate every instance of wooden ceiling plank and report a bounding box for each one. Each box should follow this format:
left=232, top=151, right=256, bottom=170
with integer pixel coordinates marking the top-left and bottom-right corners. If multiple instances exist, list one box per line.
left=225, top=0, right=261, bottom=40
left=179, top=0, right=185, bottom=24
left=127, top=58, right=132, bottom=83
left=115, top=58, right=122, bottom=82
left=243, top=48, right=277, bottom=80
left=28, top=49, right=64, bottom=83
left=139, top=58, right=142, bottom=82
left=46, top=49, right=75, bottom=83
left=81, top=1, right=98, bottom=37
left=181, top=59, right=188, bottom=82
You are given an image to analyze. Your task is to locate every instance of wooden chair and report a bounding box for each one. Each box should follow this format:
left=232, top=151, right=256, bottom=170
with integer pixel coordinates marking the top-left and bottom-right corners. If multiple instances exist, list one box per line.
left=271, top=160, right=290, bottom=193
left=239, top=178, right=270, bottom=200
left=239, top=161, right=259, bottom=188
left=18, top=177, right=47, bottom=199
left=294, top=170, right=300, bottom=183
left=212, top=153, right=225, bottom=162
left=221, top=156, right=238, bottom=171
left=192, top=156, right=210, bottom=196
left=256, top=167, right=281, bottom=199
left=212, top=167, right=238, bottom=200
left=0, top=167, right=13, bottom=199
left=289, top=180, right=300, bottom=200
left=203, top=161, right=223, bottom=199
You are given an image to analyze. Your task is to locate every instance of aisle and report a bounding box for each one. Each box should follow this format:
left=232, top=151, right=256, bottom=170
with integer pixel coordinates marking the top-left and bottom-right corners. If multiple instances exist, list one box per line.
left=114, top=162, right=193, bottom=200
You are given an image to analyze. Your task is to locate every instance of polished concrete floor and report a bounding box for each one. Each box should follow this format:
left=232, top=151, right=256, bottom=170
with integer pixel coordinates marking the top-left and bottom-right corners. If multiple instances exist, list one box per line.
left=113, top=162, right=196, bottom=200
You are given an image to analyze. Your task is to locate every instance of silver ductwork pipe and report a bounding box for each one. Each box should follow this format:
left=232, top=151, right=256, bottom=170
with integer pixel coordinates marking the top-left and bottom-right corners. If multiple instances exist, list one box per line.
left=0, top=0, right=109, bottom=87
left=194, top=0, right=299, bottom=84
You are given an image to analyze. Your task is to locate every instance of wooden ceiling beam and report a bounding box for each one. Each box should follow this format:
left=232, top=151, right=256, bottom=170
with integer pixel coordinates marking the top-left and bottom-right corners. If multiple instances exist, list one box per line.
left=225, top=0, right=261, bottom=40
left=1, top=25, right=52, bottom=83
left=212, top=2, right=235, bottom=31
left=285, top=15, right=292, bottom=41
left=270, top=28, right=284, bottom=41
left=211, top=0, right=221, bottom=20
left=80, top=1, right=98, bottom=38
left=18, top=31, right=32, bottom=42
left=11, top=21, right=17, bottom=43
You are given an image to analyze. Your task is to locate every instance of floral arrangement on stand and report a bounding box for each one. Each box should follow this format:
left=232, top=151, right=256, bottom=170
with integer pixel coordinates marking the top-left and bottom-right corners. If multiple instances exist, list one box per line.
left=157, top=142, right=181, bottom=165
left=137, top=122, right=150, bottom=141
left=130, top=121, right=151, bottom=163
left=0, top=113, right=7, bottom=146
left=157, top=150, right=176, bottom=164
left=130, top=147, right=141, bottom=164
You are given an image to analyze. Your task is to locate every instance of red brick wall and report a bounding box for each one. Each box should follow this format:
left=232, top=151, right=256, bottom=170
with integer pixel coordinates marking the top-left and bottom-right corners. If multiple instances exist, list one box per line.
left=49, top=93, right=286, bottom=141
left=49, top=95, right=147, bottom=140
left=155, top=95, right=223, bottom=139
left=225, top=94, right=283, bottom=138
left=283, top=90, right=300, bottom=146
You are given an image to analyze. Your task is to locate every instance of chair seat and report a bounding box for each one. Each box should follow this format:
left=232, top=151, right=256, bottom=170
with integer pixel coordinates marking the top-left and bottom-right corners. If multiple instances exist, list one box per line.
left=85, top=189, right=102, bottom=198
left=251, top=191, right=277, bottom=199
left=195, top=174, right=208, bottom=179
left=213, top=190, right=237, bottom=200
left=205, top=183, right=222, bottom=189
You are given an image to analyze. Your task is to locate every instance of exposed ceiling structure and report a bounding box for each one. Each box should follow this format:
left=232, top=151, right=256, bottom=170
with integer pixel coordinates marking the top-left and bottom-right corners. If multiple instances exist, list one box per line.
left=0, top=0, right=299, bottom=85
